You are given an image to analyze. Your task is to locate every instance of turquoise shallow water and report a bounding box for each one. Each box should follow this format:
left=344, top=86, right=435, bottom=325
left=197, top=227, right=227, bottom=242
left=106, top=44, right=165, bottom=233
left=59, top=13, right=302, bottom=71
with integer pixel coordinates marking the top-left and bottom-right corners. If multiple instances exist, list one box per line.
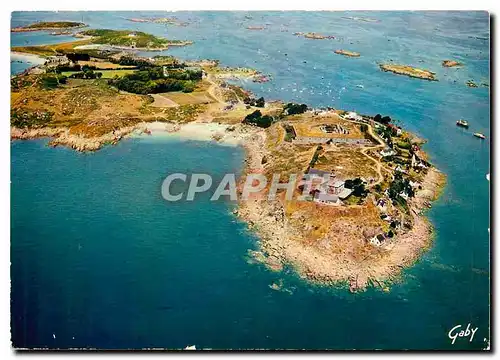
left=11, top=11, right=490, bottom=350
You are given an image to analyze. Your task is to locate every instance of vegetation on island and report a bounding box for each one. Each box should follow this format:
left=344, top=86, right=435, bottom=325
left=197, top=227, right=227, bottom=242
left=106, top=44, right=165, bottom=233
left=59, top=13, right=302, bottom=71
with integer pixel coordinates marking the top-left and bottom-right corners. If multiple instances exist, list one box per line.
left=242, top=110, right=273, bottom=128
left=243, top=96, right=265, bottom=108
left=12, top=21, right=86, bottom=32
left=283, top=103, right=308, bottom=116
left=442, top=60, right=462, bottom=67
left=80, top=29, right=191, bottom=49
left=334, top=49, right=361, bottom=57
left=108, top=66, right=202, bottom=94
left=379, top=64, right=438, bottom=81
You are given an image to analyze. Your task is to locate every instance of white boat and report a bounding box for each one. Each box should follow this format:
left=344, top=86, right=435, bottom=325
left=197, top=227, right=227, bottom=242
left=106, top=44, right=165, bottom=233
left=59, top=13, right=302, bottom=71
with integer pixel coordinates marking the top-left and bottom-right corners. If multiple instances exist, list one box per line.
left=474, top=132, right=486, bottom=139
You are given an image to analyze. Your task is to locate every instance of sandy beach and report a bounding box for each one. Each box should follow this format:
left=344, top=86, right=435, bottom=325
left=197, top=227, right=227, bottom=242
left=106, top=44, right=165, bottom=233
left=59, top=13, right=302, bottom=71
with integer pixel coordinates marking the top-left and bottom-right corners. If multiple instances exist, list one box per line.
left=11, top=51, right=46, bottom=65
left=135, top=121, right=259, bottom=147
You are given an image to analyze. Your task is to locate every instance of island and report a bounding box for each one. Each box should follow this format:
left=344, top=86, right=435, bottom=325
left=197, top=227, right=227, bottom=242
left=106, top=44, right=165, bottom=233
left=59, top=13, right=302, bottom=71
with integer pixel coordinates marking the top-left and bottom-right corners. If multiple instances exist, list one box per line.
left=12, top=28, right=192, bottom=55
left=294, top=32, right=335, bottom=40
left=12, top=21, right=86, bottom=32
left=379, top=64, right=438, bottom=81
left=334, top=49, right=360, bottom=57
left=125, top=17, right=188, bottom=26
left=10, top=29, right=445, bottom=292
left=442, top=60, right=462, bottom=67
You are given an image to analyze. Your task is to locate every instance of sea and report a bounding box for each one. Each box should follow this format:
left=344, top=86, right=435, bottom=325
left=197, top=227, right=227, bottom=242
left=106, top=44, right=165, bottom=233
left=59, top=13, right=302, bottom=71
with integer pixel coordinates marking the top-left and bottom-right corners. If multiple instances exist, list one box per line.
left=10, top=11, right=490, bottom=350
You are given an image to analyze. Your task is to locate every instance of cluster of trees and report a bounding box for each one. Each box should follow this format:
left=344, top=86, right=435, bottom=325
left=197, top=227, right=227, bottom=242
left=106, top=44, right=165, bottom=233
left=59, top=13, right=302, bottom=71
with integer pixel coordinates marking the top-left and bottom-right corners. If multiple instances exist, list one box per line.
left=41, top=74, right=67, bottom=89
left=344, top=177, right=368, bottom=198
left=50, top=63, right=99, bottom=74
left=283, top=124, right=296, bottom=142
left=109, top=77, right=196, bottom=94
left=167, top=69, right=202, bottom=81
left=66, top=53, right=90, bottom=63
left=113, top=56, right=152, bottom=68
left=309, top=145, right=323, bottom=167
left=69, top=69, right=103, bottom=79
left=242, top=110, right=273, bottom=128
left=107, top=66, right=199, bottom=94
left=244, top=96, right=265, bottom=108
left=374, top=113, right=392, bottom=124
left=387, top=172, right=414, bottom=205
left=283, top=102, right=308, bottom=115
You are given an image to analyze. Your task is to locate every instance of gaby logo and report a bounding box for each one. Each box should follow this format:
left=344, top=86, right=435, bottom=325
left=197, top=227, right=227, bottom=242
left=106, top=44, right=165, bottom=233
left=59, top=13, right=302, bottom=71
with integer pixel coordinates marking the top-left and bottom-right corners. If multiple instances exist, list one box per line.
left=448, top=323, right=478, bottom=345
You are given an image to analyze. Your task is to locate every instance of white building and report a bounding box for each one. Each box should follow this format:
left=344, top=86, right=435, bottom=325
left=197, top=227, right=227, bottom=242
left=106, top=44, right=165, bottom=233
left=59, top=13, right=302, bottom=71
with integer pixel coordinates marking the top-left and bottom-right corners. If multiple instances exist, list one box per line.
left=369, top=234, right=386, bottom=246
left=313, top=193, right=343, bottom=206
left=380, top=147, right=396, bottom=157
left=345, top=111, right=363, bottom=121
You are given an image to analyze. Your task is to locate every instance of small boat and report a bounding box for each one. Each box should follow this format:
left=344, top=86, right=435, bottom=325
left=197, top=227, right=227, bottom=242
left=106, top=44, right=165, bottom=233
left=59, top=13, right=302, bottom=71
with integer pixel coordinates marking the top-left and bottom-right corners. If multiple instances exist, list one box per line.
left=356, top=84, right=364, bottom=89
left=456, top=119, right=469, bottom=128
left=474, top=132, right=486, bottom=139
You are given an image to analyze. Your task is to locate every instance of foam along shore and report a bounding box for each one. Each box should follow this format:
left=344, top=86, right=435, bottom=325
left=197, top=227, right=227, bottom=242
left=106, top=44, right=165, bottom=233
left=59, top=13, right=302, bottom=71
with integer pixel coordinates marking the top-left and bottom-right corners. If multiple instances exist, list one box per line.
left=11, top=51, right=47, bottom=65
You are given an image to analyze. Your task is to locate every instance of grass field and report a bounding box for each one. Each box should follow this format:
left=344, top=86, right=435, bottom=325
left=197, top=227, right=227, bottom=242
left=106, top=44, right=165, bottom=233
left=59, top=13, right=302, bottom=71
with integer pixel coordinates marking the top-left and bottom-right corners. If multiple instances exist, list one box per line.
left=292, top=114, right=364, bottom=139
left=62, top=69, right=136, bottom=79
left=12, top=40, right=91, bottom=57
left=161, top=91, right=215, bottom=105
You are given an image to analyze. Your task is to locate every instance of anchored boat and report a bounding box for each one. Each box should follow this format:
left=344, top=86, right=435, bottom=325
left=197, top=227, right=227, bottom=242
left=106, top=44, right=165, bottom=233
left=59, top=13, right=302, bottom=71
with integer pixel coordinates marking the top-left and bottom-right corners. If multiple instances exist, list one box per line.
left=473, top=132, right=486, bottom=139
left=456, top=119, right=469, bottom=128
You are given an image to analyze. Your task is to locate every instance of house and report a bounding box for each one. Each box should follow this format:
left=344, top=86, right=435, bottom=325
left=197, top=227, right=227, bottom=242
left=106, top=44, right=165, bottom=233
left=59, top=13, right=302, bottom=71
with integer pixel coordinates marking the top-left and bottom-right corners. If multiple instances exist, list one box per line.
left=162, top=66, right=169, bottom=77
left=380, top=147, right=396, bottom=157
left=338, top=187, right=353, bottom=200
left=313, top=192, right=343, bottom=206
left=409, top=180, right=420, bottom=189
left=326, top=179, right=345, bottom=194
left=377, top=199, right=387, bottom=212
left=369, top=234, right=386, bottom=246
left=395, top=165, right=408, bottom=174
left=306, top=169, right=332, bottom=181
left=345, top=111, right=363, bottom=121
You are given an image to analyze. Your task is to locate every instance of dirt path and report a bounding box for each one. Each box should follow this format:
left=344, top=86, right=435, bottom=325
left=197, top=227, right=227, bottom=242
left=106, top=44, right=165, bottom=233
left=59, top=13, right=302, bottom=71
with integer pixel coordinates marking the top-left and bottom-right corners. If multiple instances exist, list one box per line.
left=356, top=122, right=391, bottom=188
left=149, top=94, right=178, bottom=107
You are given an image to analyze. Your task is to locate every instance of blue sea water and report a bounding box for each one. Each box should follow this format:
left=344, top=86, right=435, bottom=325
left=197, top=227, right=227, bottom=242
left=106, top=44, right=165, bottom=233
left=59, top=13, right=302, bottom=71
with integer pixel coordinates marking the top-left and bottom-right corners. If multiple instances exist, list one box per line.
left=10, top=11, right=490, bottom=350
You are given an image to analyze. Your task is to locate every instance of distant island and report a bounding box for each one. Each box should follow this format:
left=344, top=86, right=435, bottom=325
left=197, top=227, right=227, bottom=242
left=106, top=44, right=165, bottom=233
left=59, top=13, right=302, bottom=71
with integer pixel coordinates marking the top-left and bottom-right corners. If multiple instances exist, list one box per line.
left=442, top=60, right=462, bottom=67
left=12, top=21, right=86, bottom=32
left=334, top=49, right=360, bottom=57
left=125, top=17, right=188, bottom=27
left=10, top=28, right=445, bottom=292
left=12, top=28, right=192, bottom=54
left=78, top=29, right=192, bottom=50
left=379, top=64, right=438, bottom=81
